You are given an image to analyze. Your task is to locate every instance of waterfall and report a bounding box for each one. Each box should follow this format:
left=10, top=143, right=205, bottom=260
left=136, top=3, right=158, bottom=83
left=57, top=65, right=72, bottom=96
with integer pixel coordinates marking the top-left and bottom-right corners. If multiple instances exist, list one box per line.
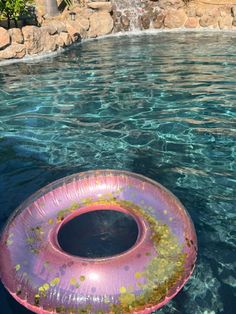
left=112, top=0, right=147, bottom=31
left=111, top=0, right=166, bottom=32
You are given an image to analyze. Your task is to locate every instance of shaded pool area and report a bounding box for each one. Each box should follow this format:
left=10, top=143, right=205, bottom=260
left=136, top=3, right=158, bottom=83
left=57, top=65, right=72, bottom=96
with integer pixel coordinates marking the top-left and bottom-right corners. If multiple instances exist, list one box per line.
left=0, top=32, right=235, bottom=314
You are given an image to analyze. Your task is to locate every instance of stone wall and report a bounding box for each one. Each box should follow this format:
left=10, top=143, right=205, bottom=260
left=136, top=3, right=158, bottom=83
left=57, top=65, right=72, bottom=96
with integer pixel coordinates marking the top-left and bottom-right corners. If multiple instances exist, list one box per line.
left=112, top=0, right=236, bottom=31
left=0, top=2, right=114, bottom=60
left=1, top=0, right=236, bottom=61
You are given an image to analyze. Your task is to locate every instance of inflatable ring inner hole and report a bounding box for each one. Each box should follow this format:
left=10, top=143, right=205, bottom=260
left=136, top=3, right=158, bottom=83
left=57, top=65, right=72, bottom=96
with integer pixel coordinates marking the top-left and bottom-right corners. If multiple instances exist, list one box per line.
left=57, top=209, right=140, bottom=258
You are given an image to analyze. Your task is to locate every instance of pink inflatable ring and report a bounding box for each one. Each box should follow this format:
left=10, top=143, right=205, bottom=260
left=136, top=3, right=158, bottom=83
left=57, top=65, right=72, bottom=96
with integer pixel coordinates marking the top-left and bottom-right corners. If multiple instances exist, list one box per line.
left=0, top=170, right=197, bottom=314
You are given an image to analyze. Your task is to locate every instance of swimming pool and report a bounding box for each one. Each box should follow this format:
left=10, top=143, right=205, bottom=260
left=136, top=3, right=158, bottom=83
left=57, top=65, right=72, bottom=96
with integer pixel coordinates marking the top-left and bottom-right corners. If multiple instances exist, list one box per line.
left=0, top=32, right=235, bottom=314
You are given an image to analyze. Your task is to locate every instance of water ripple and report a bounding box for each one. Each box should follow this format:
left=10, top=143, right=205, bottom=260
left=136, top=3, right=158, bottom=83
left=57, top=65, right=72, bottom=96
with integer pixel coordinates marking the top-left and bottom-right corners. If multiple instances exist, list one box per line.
left=0, top=33, right=235, bottom=314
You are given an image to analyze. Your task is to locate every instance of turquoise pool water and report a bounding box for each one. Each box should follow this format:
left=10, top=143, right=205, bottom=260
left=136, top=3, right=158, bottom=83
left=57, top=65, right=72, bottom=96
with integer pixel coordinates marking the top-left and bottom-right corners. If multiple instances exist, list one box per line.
left=0, top=32, right=235, bottom=314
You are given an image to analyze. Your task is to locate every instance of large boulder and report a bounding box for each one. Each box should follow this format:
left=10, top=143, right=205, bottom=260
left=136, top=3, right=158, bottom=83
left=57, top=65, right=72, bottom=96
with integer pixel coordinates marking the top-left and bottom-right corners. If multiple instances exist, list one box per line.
left=71, top=7, right=93, bottom=19
left=88, top=12, right=113, bottom=37
left=199, top=15, right=218, bottom=28
left=0, top=27, right=10, bottom=50
left=152, top=12, right=165, bottom=29
left=0, top=44, right=26, bottom=59
left=22, top=24, right=70, bottom=55
left=218, top=16, right=233, bottom=29
left=8, top=28, right=24, bottom=44
left=57, top=32, right=73, bottom=48
left=158, top=0, right=185, bottom=9
left=185, top=4, right=197, bottom=17
left=22, top=26, right=43, bottom=55
left=185, top=17, right=199, bottom=28
left=41, top=28, right=58, bottom=52
left=43, top=20, right=67, bottom=33
left=41, top=24, right=57, bottom=35
left=1, top=22, right=66, bottom=60
left=195, top=6, right=206, bottom=17
left=66, top=18, right=90, bottom=40
left=164, top=9, right=187, bottom=28
left=219, top=5, right=232, bottom=17
left=87, top=2, right=113, bottom=12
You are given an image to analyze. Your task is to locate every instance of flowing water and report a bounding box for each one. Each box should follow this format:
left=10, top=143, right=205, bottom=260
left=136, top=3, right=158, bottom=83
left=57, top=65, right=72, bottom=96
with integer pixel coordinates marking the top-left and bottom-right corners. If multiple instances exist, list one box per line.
left=112, top=0, right=146, bottom=30
left=0, top=31, right=235, bottom=314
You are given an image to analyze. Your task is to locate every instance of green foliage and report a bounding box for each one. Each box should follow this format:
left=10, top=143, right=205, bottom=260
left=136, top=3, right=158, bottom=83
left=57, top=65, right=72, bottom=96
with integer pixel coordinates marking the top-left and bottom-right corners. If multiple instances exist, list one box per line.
left=0, top=0, right=33, bottom=27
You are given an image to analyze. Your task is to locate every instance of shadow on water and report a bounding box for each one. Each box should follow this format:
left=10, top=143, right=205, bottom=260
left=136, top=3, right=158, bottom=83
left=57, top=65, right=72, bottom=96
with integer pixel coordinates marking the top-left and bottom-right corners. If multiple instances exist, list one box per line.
left=0, top=137, right=92, bottom=232
left=0, top=138, right=91, bottom=313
